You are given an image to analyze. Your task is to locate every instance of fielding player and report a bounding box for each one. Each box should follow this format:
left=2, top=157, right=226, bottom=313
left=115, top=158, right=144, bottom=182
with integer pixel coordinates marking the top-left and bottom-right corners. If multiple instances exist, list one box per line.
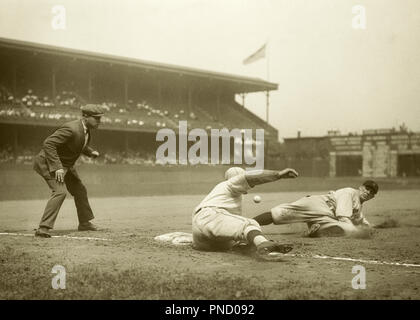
left=33, top=104, right=104, bottom=237
left=253, top=180, right=379, bottom=237
left=192, top=167, right=298, bottom=261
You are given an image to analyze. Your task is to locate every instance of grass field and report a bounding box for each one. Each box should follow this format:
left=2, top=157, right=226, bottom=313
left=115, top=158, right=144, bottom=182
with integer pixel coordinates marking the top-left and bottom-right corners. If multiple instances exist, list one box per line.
left=1, top=184, right=419, bottom=300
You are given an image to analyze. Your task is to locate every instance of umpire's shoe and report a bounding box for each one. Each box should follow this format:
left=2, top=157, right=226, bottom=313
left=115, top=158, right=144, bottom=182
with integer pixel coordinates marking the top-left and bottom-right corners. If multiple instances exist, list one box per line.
left=255, top=241, right=293, bottom=262
left=35, top=227, right=51, bottom=238
left=78, top=222, right=99, bottom=231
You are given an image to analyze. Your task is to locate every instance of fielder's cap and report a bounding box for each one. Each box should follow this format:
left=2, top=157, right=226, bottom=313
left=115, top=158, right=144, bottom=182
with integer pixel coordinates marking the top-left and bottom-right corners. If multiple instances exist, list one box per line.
left=363, top=180, right=379, bottom=195
left=81, top=104, right=105, bottom=117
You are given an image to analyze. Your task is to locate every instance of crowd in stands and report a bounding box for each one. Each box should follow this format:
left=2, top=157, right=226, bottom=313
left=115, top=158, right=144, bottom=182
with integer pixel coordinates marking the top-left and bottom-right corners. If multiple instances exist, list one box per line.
left=0, top=146, right=159, bottom=166
left=79, top=151, right=156, bottom=166
left=1, top=87, right=84, bottom=108
left=99, top=100, right=171, bottom=128
left=1, top=87, right=80, bottom=122
left=0, top=147, right=15, bottom=164
left=0, top=86, right=211, bottom=130
left=0, top=83, right=266, bottom=133
left=0, top=147, right=230, bottom=167
left=0, top=146, right=38, bottom=165
left=0, top=80, right=274, bottom=172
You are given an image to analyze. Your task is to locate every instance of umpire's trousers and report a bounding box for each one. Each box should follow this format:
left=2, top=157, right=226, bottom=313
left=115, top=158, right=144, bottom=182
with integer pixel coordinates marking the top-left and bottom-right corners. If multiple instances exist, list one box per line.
left=36, top=167, right=94, bottom=229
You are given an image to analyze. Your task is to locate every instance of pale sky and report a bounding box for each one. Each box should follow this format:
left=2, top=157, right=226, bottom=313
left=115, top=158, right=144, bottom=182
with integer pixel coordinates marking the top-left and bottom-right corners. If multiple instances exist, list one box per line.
left=1, top=0, right=419, bottom=138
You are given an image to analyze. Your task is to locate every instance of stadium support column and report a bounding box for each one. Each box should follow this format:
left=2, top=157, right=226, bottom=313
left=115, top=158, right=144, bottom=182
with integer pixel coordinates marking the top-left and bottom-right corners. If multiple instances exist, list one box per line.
left=124, top=72, right=128, bottom=106
left=12, top=64, right=17, bottom=97
left=12, top=126, right=18, bottom=158
left=264, top=136, right=269, bottom=169
left=188, top=85, right=192, bottom=115
left=266, top=90, right=270, bottom=123
left=52, top=67, right=57, bottom=100
left=88, top=72, right=92, bottom=101
left=124, top=132, right=129, bottom=154
left=241, top=93, right=246, bottom=108
left=187, top=81, right=194, bottom=119
left=216, top=87, right=221, bottom=120
left=157, top=79, right=162, bottom=107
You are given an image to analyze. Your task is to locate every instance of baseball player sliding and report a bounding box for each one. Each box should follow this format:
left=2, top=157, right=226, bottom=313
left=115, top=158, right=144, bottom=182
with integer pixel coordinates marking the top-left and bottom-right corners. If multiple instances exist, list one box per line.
left=253, top=180, right=379, bottom=237
left=192, top=167, right=298, bottom=262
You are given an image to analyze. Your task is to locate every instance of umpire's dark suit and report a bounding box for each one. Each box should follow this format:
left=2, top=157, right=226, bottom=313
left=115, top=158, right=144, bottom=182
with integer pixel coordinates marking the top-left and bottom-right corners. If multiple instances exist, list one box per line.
left=33, top=119, right=96, bottom=229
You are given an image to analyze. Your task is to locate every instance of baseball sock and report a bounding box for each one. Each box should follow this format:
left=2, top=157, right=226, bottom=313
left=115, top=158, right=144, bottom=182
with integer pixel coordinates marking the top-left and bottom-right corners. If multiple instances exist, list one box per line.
left=246, top=229, right=268, bottom=247
left=253, top=212, right=274, bottom=225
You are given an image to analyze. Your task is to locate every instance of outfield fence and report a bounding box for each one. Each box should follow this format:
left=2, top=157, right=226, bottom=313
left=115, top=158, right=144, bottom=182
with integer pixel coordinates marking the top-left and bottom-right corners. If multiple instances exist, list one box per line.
left=1, top=164, right=420, bottom=201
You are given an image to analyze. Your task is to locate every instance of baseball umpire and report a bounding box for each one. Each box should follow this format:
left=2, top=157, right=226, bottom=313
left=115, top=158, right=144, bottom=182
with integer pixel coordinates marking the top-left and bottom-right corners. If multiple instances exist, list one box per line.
left=33, top=104, right=104, bottom=237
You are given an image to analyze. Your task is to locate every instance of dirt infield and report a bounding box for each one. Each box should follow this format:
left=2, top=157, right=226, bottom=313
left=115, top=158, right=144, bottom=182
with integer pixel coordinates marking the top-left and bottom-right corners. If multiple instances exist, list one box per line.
left=1, top=189, right=419, bottom=300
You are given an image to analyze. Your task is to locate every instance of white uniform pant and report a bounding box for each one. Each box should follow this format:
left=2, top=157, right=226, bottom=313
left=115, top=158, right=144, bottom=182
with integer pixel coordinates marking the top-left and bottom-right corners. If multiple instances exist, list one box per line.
left=270, top=195, right=358, bottom=235
left=192, top=207, right=261, bottom=251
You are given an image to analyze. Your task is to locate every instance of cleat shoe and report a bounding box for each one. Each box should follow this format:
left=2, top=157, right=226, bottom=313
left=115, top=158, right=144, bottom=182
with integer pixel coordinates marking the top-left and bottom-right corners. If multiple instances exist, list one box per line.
left=255, top=241, right=293, bottom=262
left=306, top=223, right=321, bottom=237
left=318, top=225, right=344, bottom=237
left=230, top=241, right=253, bottom=254
left=78, top=222, right=99, bottom=231
left=274, top=243, right=294, bottom=254
left=35, top=228, right=51, bottom=238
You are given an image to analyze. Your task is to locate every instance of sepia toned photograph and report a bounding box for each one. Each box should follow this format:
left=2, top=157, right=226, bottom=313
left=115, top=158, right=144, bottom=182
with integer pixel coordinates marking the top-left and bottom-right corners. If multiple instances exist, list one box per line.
left=0, top=0, right=419, bottom=305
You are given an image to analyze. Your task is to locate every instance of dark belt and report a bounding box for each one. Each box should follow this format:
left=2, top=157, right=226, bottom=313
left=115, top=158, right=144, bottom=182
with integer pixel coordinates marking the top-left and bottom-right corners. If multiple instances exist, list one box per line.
left=195, top=206, right=218, bottom=215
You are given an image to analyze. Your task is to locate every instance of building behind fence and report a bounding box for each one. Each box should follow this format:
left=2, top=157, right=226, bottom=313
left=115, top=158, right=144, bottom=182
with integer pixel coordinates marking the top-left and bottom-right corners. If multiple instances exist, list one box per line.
left=283, top=127, right=420, bottom=178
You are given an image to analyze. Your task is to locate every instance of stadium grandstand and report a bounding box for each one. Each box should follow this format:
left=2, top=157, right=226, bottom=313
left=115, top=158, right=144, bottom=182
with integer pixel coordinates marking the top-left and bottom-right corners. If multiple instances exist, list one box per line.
left=0, top=37, right=280, bottom=166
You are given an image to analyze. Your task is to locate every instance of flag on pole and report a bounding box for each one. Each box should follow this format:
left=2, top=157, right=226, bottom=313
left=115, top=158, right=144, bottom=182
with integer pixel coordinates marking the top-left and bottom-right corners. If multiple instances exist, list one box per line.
left=242, top=43, right=266, bottom=65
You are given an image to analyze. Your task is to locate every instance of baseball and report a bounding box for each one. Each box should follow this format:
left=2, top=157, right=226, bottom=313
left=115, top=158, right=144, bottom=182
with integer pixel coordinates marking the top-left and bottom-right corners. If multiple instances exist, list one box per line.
left=253, top=195, right=261, bottom=203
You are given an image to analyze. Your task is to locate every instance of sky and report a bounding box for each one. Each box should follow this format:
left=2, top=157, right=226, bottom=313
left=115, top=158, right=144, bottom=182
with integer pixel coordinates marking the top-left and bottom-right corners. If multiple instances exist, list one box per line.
left=0, top=0, right=419, bottom=139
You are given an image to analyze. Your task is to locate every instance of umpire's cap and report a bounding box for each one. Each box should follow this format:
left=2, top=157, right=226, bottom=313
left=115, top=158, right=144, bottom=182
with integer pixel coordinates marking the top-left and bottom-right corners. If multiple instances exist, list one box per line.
left=81, top=104, right=105, bottom=117
left=363, top=180, right=379, bottom=195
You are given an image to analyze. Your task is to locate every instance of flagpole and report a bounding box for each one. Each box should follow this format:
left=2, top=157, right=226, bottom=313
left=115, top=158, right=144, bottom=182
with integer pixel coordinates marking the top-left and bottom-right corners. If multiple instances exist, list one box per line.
left=266, top=40, right=270, bottom=123
left=266, top=41, right=270, bottom=81
left=242, top=42, right=270, bottom=123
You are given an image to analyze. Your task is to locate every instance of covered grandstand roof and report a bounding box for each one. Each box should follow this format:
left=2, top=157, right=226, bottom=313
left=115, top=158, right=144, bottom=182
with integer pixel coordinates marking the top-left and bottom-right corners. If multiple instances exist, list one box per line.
left=0, top=37, right=278, bottom=93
